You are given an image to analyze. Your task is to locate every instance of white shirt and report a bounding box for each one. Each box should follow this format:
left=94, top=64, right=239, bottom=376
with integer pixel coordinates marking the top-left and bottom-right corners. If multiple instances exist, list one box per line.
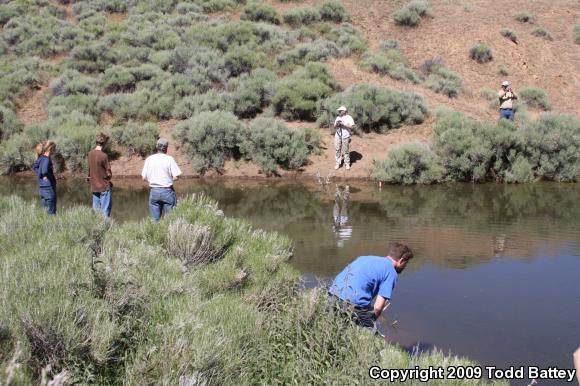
left=334, top=114, right=354, bottom=139
left=141, top=153, right=182, bottom=187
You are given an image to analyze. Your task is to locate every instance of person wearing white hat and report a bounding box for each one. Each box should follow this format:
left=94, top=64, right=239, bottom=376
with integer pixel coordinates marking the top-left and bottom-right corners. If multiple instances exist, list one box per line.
left=498, top=80, right=518, bottom=120
left=141, top=138, right=182, bottom=222
left=334, top=106, right=355, bottom=170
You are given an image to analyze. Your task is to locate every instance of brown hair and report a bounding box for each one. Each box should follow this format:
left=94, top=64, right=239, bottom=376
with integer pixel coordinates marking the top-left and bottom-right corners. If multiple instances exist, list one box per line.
left=389, top=242, right=414, bottom=261
left=95, top=132, right=110, bottom=146
left=35, top=140, right=56, bottom=158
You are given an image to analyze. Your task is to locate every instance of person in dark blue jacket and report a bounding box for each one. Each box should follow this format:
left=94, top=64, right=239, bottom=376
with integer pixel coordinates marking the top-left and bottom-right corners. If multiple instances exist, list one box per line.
left=32, top=140, right=57, bottom=215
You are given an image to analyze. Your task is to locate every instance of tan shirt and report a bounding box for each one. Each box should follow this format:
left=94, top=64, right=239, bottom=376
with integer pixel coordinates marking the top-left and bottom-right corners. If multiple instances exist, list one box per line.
left=498, top=89, right=516, bottom=109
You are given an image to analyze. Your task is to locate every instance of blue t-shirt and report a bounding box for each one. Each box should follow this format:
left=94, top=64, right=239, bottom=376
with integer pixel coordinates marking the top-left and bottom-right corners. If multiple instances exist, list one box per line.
left=328, top=255, right=398, bottom=307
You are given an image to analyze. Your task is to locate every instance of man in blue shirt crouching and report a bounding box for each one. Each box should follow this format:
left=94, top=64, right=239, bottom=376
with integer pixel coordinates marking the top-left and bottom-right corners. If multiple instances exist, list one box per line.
left=328, top=242, right=414, bottom=329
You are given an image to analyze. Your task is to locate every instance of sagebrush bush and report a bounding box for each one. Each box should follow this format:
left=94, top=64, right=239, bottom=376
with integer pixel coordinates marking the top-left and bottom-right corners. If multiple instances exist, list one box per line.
left=240, top=3, right=280, bottom=24
left=283, top=7, right=321, bottom=27
left=469, top=43, right=493, bottom=63
left=173, top=90, right=234, bottom=119
left=421, top=58, right=462, bottom=98
left=111, top=121, right=159, bottom=157
left=49, top=70, right=100, bottom=97
left=228, top=68, right=277, bottom=118
left=174, top=111, right=245, bottom=173
left=318, top=1, right=350, bottom=23
left=225, top=45, right=268, bottom=77
left=378, top=39, right=400, bottom=52
left=272, top=63, right=340, bottom=120
left=531, top=27, right=553, bottom=41
left=317, top=84, right=428, bottom=134
left=519, top=87, right=550, bottom=110
left=360, top=51, right=421, bottom=83
left=479, top=87, right=496, bottom=101
left=240, top=118, right=319, bottom=174
left=101, top=65, right=138, bottom=93
left=515, top=12, right=534, bottom=23
left=575, top=24, right=580, bottom=44
left=0, top=133, right=35, bottom=174
left=325, top=23, right=368, bottom=56
left=0, top=57, right=43, bottom=110
left=0, top=105, right=23, bottom=140
left=393, top=0, right=430, bottom=27
left=372, top=143, right=445, bottom=184
left=500, top=28, right=518, bottom=43
left=498, top=64, right=509, bottom=76
left=276, top=40, right=341, bottom=66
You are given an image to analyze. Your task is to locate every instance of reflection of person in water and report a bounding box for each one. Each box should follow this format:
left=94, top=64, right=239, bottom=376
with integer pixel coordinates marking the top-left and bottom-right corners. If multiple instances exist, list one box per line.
left=333, top=184, right=352, bottom=247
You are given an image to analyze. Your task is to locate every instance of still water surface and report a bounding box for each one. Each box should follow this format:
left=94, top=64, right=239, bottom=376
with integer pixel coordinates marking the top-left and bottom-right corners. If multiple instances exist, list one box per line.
left=2, top=177, right=579, bottom=384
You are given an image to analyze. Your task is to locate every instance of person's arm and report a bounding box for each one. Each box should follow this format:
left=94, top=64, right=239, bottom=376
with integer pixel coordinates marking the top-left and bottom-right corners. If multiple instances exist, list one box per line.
left=373, top=295, right=388, bottom=319
left=170, top=158, right=182, bottom=181
left=39, top=157, right=49, bottom=181
left=141, top=159, right=148, bottom=182
left=498, top=89, right=508, bottom=100
left=104, top=155, right=112, bottom=180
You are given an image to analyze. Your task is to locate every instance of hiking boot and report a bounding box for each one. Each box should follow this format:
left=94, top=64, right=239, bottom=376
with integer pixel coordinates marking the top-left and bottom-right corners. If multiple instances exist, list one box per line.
left=346, top=165, right=351, bottom=170
left=334, top=164, right=340, bottom=170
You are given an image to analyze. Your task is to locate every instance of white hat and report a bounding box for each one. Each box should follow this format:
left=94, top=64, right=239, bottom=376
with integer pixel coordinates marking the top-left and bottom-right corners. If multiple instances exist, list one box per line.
left=501, top=80, right=510, bottom=86
left=337, top=106, right=347, bottom=112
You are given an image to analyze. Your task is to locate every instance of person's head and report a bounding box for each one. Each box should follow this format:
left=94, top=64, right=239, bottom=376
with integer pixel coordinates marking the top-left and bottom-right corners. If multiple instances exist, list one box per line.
left=156, top=138, right=169, bottom=153
left=501, top=80, right=510, bottom=89
left=36, top=140, right=56, bottom=157
left=388, top=242, right=414, bottom=273
left=95, top=132, right=110, bottom=147
left=337, top=106, right=347, bottom=116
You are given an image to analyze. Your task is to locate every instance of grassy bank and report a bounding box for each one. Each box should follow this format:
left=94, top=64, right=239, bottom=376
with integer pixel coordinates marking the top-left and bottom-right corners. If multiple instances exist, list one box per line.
left=0, top=194, right=506, bottom=385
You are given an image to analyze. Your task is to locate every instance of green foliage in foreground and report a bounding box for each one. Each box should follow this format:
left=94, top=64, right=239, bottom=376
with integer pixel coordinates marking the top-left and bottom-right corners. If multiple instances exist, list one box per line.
left=372, top=109, right=580, bottom=184
left=317, top=84, right=428, bottom=134
left=0, top=195, right=508, bottom=385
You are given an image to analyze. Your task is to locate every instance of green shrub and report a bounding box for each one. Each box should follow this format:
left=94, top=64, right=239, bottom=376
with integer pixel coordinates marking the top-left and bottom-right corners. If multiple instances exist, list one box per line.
left=229, top=69, right=277, bottom=118
left=519, top=87, right=550, bottom=110
left=469, top=43, right=493, bottom=63
left=515, top=11, right=534, bottom=23
left=283, top=7, right=321, bottom=27
left=318, top=1, right=350, bottom=23
left=378, top=39, right=400, bottom=52
left=172, top=90, right=234, bottom=119
left=174, top=111, right=246, bottom=173
left=101, top=65, right=138, bottom=93
left=240, top=118, right=319, bottom=174
left=276, top=40, right=341, bottom=66
left=360, top=51, right=421, bottom=83
left=575, top=24, right=580, bottom=44
left=240, top=3, right=280, bottom=24
left=479, top=87, right=496, bottom=101
left=225, top=46, right=268, bottom=77
left=372, top=143, right=445, bottom=184
left=0, top=57, right=43, bottom=109
left=500, top=28, right=518, bottom=43
left=498, top=64, right=509, bottom=76
left=317, top=84, right=428, bottom=134
left=272, top=63, right=340, bottom=120
left=47, top=94, right=102, bottom=120
left=325, top=23, right=368, bottom=56
left=49, top=70, right=100, bottom=97
left=0, top=105, right=23, bottom=141
left=0, top=133, right=35, bottom=174
left=421, top=58, right=462, bottom=98
left=68, top=42, right=118, bottom=73
left=393, top=0, right=430, bottom=27
left=531, top=27, right=553, bottom=41
left=111, top=121, right=159, bottom=157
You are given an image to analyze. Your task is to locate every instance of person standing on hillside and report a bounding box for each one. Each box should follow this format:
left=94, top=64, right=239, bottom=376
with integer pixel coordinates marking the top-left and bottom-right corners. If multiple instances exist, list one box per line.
left=32, top=140, right=57, bottom=215
left=334, top=106, right=355, bottom=170
left=498, top=80, right=518, bottom=120
left=141, top=138, right=182, bottom=222
left=328, top=242, right=414, bottom=330
left=87, top=133, right=113, bottom=218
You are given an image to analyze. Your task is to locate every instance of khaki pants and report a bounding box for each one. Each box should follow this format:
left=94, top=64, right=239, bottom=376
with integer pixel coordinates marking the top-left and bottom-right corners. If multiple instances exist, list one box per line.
left=335, top=136, right=350, bottom=166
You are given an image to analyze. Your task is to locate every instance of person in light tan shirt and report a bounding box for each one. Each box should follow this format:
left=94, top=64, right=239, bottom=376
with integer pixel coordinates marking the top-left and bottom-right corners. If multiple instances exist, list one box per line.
left=498, top=80, right=518, bottom=120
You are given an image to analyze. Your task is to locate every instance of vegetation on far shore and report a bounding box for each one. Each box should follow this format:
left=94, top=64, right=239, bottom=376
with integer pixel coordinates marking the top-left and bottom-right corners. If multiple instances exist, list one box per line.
left=0, top=194, right=509, bottom=385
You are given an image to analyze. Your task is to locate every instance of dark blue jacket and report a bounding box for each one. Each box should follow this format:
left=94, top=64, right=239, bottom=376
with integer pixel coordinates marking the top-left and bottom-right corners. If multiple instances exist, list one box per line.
left=32, top=155, right=56, bottom=189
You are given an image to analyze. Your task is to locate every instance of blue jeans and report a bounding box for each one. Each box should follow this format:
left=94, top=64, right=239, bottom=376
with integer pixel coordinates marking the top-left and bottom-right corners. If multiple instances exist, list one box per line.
left=92, top=190, right=112, bottom=217
left=500, top=108, right=514, bottom=120
left=39, top=186, right=56, bottom=215
left=149, top=187, right=176, bottom=222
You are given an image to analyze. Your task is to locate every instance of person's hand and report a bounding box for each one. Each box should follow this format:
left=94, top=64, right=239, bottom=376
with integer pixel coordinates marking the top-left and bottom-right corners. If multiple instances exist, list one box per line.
left=43, top=176, right=48, bottom=181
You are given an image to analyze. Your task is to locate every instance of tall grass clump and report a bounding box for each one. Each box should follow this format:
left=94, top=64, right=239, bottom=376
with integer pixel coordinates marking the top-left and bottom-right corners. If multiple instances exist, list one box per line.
left=317, top=84, right=428, bottom=134
left=515, top=12, right=534, bottom=23
left=421, top=57, right=462, bottom=98
left=0, top=195, right=510, bottom=385
left=240, top=3, right=280, bottom=24
left=531, top=27, right=553, bottom=41
left=500, top=28, right=518, bottom=43
left=240, top=118, right=320, bottom=174
left=272, top=63, right=340, bottom=120
left=519, top=87, right=550, bottom=110
left=393, top=0, right=430, bottom=27
left=372, top=143, right=445, bottom=184
left=469, top=43, right=493, bottom=63
left=174, top=111, right=245, bottom=173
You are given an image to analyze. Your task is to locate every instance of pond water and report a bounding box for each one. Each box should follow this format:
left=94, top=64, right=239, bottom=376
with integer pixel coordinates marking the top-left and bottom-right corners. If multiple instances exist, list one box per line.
left=2, top=176, right=579, bottom=384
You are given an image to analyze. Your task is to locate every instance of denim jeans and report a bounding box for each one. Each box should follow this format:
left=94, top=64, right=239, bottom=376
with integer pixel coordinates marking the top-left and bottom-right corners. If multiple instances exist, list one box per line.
left=39, top=186, right=56, bottom=215
left=92, top=190, right=112, bottom=217
left=149, top=187, right=176, bottom=222
left=500, top=108, right=514, bottom=120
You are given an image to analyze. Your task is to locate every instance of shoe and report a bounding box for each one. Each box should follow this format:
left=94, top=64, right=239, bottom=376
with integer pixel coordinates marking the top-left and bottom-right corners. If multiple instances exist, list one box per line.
left=346, top=165, right=350, bottom=170
left=334, top=164, right=340, bottom=170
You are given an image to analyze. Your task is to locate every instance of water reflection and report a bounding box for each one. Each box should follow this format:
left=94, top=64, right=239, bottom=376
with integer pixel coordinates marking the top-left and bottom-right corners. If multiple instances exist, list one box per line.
left=332, top=184, right=352, bottom=248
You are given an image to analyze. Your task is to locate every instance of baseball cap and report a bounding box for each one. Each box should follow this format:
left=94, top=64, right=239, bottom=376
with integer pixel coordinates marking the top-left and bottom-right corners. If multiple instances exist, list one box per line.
left=337, top=106, right=347, bottom=112
left=501, top=81, right=510, bottom=86
left=157, top=138, right=169, bottom=147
